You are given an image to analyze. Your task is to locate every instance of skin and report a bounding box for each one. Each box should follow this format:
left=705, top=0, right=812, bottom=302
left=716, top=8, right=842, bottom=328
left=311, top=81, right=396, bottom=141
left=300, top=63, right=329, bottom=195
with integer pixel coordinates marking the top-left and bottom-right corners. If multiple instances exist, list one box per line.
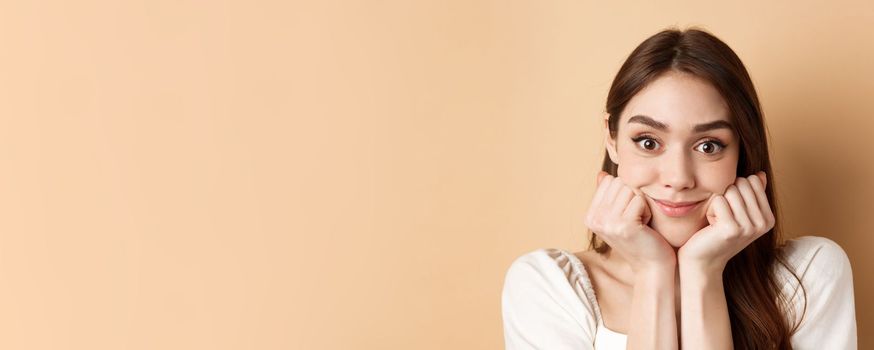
left=582, top=70, right=776, bottom=349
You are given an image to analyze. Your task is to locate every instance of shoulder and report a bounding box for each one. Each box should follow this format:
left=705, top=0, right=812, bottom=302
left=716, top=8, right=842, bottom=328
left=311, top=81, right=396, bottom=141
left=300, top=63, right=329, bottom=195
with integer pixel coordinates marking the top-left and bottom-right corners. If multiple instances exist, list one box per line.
left=504, top=248, right=586, bottom=279
left=775, top=236, right=857, bottom=347
left=502, top=248, right=591, bottom=305
left=501, top=248, right=599, bottom=348
left=778, top=235, right=853, bottom=281
left=502, top=248, right=599, bottom=300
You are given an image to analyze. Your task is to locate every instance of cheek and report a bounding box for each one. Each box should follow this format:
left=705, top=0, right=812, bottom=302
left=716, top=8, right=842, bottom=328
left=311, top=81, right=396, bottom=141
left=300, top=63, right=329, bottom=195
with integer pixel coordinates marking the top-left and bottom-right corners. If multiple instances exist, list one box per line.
left=615, top=156, right=657, bottom=187
left=701, top=163, right=738, bottom=194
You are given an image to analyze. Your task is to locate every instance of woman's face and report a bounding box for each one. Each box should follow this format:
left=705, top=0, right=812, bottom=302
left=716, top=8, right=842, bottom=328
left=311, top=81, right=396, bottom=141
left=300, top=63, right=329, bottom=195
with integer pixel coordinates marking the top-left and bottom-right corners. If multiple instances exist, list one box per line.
left=605, top=70, right=740, bottom=248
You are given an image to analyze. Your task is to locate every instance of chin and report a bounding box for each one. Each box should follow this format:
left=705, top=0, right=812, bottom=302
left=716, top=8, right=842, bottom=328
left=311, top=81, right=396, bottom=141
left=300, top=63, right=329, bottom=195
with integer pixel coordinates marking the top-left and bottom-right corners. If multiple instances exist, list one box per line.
left=662, top=231, right=694, bottom=248
left=650, top=214, right=708, bottom=248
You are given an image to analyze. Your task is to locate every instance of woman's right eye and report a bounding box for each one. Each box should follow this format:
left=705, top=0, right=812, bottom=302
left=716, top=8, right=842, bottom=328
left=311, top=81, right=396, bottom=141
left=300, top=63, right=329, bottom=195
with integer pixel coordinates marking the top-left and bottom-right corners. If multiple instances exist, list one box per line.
left=631, top=136, right=660, bottom=151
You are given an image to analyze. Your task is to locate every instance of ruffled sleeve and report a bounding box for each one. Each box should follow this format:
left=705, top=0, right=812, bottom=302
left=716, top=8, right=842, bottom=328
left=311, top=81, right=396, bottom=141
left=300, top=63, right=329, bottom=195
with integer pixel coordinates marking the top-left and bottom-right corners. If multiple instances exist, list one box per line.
left=778, top=236, right=857, bottom=349
left=501, top=248, right=599, bottom=349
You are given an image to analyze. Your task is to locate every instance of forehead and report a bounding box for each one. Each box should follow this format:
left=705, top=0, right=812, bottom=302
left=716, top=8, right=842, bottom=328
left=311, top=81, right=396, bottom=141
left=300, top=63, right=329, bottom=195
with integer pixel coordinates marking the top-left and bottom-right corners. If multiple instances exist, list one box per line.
left=621, top=71, right=730, bottom=129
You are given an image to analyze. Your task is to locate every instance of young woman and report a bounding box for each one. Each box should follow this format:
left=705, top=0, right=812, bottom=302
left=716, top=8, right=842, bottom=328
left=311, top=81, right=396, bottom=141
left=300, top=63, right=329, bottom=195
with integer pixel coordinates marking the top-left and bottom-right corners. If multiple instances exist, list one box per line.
left=501, top=28, right=857, bottom=349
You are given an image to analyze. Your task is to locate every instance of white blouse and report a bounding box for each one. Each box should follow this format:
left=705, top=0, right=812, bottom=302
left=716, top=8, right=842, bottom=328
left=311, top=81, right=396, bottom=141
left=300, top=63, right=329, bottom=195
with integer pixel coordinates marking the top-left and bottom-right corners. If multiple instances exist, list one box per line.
left=501, top=236, right=857, bottom=349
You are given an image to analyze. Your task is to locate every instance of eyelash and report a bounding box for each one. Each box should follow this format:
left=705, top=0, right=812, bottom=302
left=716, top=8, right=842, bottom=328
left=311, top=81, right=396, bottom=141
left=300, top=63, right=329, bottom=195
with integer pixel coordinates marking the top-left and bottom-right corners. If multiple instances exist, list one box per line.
left=630, top=134, right=727, bottom=155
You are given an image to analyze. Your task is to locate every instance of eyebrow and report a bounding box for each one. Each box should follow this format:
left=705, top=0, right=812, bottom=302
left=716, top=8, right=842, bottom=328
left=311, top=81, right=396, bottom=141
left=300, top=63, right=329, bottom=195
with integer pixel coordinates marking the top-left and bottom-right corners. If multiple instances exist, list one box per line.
left=626, top=114, right=733, bottom=133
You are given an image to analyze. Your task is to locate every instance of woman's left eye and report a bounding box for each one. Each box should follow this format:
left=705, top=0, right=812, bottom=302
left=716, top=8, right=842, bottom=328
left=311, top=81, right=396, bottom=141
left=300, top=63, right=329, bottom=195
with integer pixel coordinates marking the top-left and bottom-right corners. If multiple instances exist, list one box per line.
left=695, top=140, right=725, bottom=154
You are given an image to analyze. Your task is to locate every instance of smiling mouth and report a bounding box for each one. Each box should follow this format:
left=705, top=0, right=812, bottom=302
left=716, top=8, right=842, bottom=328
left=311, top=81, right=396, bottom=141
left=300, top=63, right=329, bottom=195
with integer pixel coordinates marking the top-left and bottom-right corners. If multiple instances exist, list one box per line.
left=651, top=198, right=704, bottom=217
left=655, top=199, right=702, bottom=207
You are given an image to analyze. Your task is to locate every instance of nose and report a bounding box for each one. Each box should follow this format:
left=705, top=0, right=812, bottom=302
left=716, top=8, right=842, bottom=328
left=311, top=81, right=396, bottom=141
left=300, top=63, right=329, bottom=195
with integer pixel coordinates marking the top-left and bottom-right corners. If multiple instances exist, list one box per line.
left=659, top=148, right=695, bottom=191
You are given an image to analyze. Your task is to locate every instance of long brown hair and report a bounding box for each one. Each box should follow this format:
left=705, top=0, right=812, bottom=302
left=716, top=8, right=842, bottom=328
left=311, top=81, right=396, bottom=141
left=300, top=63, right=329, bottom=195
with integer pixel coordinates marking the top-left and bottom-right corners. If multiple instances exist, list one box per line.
left=590, top=27, right=806, bottom=349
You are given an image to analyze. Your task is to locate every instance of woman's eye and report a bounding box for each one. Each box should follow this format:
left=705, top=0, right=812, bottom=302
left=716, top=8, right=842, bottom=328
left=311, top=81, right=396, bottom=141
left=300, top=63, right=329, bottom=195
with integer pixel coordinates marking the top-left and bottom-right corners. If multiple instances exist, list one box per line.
left=695, top=141, right=724, bottom=154
left=632, top=137, right=660, bottom=151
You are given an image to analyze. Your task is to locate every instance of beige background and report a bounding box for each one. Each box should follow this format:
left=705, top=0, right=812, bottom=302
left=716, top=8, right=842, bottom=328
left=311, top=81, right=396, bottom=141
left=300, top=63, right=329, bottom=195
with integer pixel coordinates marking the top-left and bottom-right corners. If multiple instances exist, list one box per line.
left=0, top=1, right=872, bottom=349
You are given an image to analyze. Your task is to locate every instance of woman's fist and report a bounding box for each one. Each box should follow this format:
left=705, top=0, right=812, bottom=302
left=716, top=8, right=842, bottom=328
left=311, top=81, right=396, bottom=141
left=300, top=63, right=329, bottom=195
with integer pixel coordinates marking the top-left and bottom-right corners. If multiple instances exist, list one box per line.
left=585, top=171, right=676, bottom=272
left=677, top=172, right=775, bottom=272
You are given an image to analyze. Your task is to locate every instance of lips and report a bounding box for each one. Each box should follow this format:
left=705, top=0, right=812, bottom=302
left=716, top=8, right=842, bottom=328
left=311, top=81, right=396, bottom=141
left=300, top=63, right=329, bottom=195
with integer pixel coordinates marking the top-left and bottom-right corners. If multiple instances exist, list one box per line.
left=655, top=199, right=702, bottom=207
left=653, top=199, right=704, bottom=217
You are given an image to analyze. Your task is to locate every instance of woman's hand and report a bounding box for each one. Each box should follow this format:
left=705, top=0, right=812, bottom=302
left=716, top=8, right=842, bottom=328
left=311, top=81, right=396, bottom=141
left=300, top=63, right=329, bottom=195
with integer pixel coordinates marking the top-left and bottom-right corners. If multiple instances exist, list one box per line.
left=586, top=171, right=677, bottom=273
left=677, top=172, right=775, bottom=273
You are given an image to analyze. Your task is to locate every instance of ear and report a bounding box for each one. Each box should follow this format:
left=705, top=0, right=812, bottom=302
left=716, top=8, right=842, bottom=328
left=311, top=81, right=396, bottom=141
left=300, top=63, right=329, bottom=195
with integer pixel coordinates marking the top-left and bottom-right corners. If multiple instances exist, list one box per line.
left=603, top=114, right=619, bottom=165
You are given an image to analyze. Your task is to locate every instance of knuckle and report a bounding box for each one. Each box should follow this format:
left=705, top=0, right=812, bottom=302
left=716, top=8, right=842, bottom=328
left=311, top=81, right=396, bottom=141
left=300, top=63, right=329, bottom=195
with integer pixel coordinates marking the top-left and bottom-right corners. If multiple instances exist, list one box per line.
left=753, top=224, right=766, bottom=234
left=750, top=224, right=760, bottom=235
left=751, top=218, right=765, bottom=228
left=589, top=216, right=602, bottom=228
left=728, top=222, right=743, bottom=234
left=615, top=227, right=631, bottom=239
left=748, top=175, right=762, bottom=186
